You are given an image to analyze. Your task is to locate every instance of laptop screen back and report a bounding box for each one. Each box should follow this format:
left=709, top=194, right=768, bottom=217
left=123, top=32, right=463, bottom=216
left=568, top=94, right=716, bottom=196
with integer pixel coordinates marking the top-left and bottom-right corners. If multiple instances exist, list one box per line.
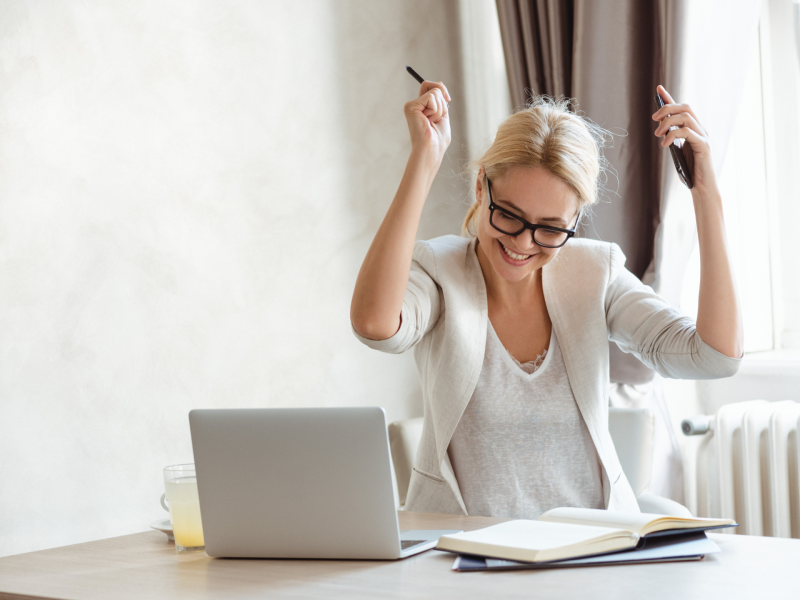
left=189, top=407, right=401, bottom=558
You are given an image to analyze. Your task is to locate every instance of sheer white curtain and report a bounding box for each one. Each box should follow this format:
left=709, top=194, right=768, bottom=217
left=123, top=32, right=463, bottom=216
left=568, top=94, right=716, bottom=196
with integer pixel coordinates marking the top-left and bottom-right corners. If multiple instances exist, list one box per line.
left=458, top=0, right=513, bottom=163
left=650, top=0, right=761, bottom=303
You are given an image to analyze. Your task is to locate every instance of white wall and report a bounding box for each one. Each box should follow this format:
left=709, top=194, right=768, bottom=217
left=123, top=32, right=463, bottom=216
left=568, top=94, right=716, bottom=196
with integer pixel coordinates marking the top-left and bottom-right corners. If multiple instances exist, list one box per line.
left=0, top=0, right=473, bottom=556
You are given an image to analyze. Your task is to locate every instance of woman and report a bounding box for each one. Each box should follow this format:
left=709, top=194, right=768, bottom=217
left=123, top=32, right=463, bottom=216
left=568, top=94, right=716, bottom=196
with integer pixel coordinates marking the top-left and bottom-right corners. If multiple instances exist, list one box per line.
left=350, top=81, right=742, bottom=517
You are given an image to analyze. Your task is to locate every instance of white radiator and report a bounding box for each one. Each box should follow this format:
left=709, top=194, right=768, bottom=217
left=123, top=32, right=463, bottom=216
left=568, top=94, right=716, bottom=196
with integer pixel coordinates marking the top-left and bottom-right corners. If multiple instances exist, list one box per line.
left=682, top=400, right=800, bottom=538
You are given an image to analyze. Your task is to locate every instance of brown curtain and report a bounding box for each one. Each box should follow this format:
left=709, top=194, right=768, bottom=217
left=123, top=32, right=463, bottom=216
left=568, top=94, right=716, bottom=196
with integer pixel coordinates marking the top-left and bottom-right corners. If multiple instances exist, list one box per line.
left=496, top=0, right=575, bottom=105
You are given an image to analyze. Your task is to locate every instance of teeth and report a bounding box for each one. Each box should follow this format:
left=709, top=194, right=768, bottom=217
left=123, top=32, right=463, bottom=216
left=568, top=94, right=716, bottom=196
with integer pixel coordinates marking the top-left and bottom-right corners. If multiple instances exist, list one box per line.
left=501, top=243, right=531, bottom=261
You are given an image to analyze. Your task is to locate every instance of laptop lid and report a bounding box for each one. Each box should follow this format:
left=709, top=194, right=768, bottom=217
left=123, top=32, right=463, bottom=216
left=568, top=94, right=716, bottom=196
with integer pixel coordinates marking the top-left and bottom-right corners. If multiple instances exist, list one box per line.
left=189, top=407, right=402, bottom=559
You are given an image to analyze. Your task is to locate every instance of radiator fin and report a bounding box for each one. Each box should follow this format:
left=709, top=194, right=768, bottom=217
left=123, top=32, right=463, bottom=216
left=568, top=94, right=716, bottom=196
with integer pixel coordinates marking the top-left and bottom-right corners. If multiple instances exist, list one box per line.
left=693, top=400, right=800, bottom=538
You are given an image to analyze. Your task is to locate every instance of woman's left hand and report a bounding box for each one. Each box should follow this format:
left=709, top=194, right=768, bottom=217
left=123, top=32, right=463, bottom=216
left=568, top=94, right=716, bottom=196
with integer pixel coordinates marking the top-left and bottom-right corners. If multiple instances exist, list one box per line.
left=652, top=85, right=716, bottom=194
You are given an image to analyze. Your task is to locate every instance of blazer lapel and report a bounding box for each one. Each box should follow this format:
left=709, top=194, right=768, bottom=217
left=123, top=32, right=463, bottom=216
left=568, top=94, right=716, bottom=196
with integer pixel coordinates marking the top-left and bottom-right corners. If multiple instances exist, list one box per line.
left=544, top=259, right=601, bottom=428
left=432, top=237, right=487, bottom=514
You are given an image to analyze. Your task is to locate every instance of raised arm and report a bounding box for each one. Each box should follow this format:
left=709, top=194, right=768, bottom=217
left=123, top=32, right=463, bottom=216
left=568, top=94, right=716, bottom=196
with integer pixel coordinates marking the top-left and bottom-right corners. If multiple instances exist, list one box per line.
left=652, top=85, right=744, bottom=359
left=350, top=81, right=451, bottom=341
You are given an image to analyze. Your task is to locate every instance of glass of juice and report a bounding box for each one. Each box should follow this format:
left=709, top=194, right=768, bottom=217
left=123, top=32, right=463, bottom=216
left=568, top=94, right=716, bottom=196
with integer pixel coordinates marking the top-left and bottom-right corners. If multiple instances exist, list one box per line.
left=163, top=464, right=205, bottom=553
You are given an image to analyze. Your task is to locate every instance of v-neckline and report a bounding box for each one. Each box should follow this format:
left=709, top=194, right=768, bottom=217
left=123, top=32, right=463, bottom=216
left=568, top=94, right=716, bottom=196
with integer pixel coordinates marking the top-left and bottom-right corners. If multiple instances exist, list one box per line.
left=487, top=319, right=555, bottom=379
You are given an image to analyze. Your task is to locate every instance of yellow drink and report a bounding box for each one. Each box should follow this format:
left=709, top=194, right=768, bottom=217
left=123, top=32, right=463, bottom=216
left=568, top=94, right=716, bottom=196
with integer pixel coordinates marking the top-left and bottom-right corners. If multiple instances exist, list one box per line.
left=165, top=476, right=205, bottom=550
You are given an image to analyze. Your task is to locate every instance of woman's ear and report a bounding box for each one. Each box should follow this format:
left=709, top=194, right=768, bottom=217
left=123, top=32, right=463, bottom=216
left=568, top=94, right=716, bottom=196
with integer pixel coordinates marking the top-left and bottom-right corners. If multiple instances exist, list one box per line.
left=475, top=168, right=485, bottom=205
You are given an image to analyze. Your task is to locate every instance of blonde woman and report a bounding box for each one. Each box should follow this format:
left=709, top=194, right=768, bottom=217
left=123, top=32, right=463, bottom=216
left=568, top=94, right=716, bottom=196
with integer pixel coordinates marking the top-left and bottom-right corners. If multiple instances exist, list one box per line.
left=350, top=81, right=742, bottom=517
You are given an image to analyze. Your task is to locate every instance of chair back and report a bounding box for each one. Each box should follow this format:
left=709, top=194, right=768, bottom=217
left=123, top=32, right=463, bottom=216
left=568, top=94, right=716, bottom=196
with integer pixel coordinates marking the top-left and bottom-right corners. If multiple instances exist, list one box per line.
left=607, top=407, right=654, bottom=496
left=387, top=417, right=423, bottom=506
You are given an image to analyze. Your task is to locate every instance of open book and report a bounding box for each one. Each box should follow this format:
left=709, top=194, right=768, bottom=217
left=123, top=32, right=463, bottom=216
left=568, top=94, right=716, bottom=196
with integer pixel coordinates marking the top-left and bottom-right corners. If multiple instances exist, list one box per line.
left=436, top=508, right=735, bottom=564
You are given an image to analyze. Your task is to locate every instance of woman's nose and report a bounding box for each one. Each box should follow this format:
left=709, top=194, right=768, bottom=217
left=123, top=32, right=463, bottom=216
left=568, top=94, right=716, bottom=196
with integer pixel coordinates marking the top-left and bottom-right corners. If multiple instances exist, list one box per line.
left=513, top=230, right=537, bottom=250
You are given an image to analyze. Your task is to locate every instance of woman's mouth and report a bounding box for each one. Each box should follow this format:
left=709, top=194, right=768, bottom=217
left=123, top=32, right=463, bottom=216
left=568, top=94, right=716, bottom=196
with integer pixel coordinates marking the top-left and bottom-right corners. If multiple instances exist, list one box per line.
left=498, top=241, right=535, bottom=265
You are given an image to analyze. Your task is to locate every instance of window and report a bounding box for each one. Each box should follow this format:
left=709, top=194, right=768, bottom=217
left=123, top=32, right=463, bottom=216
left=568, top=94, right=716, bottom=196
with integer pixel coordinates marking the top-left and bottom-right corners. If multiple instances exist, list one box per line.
left=679, top=0, right=800, bottom=354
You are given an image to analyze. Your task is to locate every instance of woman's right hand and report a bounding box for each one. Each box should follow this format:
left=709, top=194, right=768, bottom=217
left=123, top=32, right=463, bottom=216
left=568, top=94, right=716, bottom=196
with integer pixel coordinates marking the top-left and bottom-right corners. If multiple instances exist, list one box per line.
left=403, top=81, right=451, bottom=161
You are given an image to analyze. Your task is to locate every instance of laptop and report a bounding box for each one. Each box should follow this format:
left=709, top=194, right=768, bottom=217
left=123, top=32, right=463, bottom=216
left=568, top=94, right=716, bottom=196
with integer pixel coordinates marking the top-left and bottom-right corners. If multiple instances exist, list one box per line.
left=189, top=406, right=459, bottom=559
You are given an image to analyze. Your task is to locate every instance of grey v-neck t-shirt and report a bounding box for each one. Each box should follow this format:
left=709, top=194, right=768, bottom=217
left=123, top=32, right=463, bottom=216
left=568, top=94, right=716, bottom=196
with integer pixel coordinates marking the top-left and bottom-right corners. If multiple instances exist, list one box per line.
left=448, top=321, right=605, bottom=519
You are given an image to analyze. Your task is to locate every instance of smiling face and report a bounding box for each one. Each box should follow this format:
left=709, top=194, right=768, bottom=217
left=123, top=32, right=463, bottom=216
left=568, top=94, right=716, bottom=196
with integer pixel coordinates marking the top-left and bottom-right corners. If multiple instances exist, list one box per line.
left=475, top=166, right=581, bottom=284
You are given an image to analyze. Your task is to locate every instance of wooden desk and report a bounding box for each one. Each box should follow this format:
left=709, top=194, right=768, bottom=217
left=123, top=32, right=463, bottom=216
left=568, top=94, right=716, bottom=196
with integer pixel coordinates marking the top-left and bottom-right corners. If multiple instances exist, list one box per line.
left=0, top=511, right=797, bottom=600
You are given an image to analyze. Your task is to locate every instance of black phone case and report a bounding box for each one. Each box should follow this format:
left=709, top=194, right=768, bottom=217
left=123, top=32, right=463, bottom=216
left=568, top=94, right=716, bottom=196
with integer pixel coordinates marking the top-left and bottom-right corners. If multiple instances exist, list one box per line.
left=655, top=95, right=693, bottom=189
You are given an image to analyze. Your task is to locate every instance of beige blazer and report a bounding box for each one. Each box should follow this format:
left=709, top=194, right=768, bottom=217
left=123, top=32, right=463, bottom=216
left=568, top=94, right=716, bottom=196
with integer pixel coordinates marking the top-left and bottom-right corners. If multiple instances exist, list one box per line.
left=354, top=235, right=740, bottom=515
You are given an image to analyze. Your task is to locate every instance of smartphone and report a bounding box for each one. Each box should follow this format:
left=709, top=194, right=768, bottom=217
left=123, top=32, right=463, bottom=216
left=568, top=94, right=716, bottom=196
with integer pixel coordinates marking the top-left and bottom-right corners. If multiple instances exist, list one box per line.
left=655, top=94, right=693, bottom=189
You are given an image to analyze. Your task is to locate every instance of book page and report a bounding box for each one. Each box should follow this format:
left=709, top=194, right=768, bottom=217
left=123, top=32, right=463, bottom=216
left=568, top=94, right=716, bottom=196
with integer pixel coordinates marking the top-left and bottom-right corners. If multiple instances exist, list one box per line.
left=538, top=508, right=662, bottom=534
left=539, top=507, right=734, bottom=535
left=439, top=520, right=625, bottom=551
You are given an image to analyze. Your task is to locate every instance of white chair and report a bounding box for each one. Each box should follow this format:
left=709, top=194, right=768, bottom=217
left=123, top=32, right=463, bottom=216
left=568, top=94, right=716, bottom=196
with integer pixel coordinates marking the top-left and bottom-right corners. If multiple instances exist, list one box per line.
left=388, top=407, right=691, bottom=516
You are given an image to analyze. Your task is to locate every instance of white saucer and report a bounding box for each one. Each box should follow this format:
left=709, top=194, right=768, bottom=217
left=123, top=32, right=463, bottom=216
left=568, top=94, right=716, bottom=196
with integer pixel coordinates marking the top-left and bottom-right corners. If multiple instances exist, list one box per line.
left=150, top=519, right=174, bottom=541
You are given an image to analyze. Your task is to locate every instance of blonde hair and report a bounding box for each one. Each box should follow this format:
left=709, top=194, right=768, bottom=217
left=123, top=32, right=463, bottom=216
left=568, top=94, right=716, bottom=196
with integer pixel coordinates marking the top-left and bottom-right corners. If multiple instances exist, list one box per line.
left=462, top=95, right=610, bottom=236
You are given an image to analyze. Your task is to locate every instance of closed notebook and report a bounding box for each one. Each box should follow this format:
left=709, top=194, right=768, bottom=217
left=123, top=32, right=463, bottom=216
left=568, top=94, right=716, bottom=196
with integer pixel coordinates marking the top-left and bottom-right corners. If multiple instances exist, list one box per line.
left=436, top=509, right=735, bottom=564
left=436, top=520, right=639, bottom=564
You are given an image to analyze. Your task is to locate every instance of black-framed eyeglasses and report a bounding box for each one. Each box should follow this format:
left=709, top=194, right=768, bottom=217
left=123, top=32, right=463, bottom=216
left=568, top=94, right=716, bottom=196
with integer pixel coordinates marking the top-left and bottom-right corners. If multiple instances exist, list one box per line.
left=486, top=177, right=580, bottom=249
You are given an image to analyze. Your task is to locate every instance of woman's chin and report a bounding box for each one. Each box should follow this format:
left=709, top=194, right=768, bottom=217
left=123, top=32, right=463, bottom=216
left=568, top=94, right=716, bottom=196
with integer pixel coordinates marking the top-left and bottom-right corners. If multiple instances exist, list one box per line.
left=497, top=265, right=535, bottom=282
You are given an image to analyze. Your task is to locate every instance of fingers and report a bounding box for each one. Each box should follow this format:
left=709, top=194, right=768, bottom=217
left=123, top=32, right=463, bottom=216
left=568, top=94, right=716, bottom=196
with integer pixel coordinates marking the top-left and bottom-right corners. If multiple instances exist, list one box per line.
left=652, top=85, right=707, bottom=136
left=655, top=112, right=707, bottom=138
left=411, top=88, right=448, bottom=123
left=428, top=89, right=448, bottom=122
left=419, top=80, right=451, bottom=103
left=655, top=84, right=675, bottom=105
left=653, top=102, right=702, bottom=129
left=661, top=126, right=707, bottom=150
left=652, top=100, right=700, bottom=124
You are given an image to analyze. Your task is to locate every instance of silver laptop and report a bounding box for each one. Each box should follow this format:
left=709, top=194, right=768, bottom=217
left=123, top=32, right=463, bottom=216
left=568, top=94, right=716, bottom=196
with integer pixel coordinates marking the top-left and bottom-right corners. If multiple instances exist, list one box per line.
left=189, top=407, right=459, bottom=559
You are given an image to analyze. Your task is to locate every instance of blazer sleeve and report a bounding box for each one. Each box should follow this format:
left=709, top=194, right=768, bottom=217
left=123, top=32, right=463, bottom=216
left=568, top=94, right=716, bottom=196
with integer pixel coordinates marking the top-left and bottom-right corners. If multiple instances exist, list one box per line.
left=605, top=244, right=741, bottom=380
left=351, top=240, right=443, bottom=355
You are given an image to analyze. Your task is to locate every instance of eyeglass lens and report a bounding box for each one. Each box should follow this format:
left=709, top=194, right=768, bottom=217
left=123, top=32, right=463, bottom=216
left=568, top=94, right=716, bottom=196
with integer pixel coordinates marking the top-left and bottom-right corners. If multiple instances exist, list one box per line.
left=490, top=210, right=569, bottom=247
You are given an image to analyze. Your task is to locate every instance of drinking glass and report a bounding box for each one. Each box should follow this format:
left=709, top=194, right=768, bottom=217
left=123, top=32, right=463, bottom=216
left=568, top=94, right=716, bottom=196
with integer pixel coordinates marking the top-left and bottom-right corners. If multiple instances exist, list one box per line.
left=162, top=463, right=205, bottom=553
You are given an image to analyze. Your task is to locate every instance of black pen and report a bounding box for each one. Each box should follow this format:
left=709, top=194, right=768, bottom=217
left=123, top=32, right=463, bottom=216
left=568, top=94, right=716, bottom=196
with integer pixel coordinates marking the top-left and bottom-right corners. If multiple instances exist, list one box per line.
left=406, top=65, right=425, bottom=84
